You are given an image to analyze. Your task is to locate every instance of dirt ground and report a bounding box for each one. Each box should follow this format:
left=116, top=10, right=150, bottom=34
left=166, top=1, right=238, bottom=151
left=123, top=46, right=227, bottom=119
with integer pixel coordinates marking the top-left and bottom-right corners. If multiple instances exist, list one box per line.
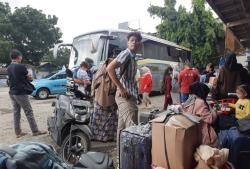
left=0, top=86, right=164, bottom=165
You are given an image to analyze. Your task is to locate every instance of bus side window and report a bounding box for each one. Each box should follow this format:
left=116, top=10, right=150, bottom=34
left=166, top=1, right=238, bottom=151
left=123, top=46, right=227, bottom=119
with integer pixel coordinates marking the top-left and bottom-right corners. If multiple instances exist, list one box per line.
left=100, top=39, right=107, bottom=61
left=107, top=44, right=120, bottom=58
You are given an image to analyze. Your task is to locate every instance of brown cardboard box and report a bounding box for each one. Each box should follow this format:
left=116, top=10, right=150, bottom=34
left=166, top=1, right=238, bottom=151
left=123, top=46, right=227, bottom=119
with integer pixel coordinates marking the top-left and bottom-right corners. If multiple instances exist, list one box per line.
left=151, top=113, right=201, bottom=169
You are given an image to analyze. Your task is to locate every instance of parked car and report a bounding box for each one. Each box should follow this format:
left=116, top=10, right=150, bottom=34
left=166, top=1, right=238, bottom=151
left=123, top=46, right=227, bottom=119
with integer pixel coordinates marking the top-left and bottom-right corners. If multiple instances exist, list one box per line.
left=31, top=70, right=67, bottom=99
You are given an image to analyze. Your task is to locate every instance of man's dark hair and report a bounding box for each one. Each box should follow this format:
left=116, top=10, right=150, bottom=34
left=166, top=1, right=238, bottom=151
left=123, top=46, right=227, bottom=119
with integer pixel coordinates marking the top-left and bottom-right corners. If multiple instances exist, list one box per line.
left=80, top=61, right=89, bottom=68
left=127, top=32, right=142, bottom=42
left=85, top=57, right=94, bottom=68
left=10, top=49, right=23, bottom=60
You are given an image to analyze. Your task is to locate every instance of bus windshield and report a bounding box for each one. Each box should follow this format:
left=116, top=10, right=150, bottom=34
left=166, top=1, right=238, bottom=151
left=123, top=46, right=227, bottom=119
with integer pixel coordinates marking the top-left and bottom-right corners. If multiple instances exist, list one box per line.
left=69, top=32, right=107, bottom=68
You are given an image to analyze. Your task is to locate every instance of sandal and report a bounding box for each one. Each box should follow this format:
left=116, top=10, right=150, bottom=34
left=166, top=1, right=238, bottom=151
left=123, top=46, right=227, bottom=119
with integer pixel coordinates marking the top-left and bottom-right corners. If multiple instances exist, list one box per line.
left=16, top=132, right=28, bottom=138
left=32, top=131, right=47, bottom=136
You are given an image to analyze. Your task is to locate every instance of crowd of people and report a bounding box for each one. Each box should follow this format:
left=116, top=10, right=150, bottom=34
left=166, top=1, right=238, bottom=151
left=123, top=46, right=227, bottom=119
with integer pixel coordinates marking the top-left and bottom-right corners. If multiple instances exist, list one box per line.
left=6, top=31, right=250, bottom=168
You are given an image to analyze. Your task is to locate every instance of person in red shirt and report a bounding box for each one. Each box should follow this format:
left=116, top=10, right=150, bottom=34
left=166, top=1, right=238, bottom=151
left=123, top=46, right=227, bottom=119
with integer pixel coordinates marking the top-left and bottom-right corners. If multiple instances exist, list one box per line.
left=162, top=66, right=173, bottom=110
left=178, top=63, right=199, bottom=103
left=139, top=66, right=153, bottom=107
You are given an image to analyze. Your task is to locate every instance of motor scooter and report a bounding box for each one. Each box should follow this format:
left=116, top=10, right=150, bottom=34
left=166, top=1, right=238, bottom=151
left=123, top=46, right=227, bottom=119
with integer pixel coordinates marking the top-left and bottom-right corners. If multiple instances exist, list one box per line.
left=48, top=69, right=94, bottom=165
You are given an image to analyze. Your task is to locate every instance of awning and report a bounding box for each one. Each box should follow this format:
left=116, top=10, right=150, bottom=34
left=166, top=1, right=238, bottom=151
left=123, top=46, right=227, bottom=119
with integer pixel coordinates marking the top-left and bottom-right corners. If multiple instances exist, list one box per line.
left=206, top=0, right=250, bottom=49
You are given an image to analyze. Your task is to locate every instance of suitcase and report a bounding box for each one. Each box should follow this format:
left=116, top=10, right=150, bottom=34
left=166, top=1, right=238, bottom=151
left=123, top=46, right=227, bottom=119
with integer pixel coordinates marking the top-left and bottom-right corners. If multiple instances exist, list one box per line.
left=219, top=128, right=250, bottom=169
left=120, top=124, right=152, bottom=169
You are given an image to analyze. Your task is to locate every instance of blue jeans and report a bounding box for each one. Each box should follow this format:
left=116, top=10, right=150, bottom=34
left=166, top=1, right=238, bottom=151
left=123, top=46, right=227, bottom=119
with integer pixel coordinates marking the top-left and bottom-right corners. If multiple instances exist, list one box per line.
left=180, top=93, right=189, bottom=103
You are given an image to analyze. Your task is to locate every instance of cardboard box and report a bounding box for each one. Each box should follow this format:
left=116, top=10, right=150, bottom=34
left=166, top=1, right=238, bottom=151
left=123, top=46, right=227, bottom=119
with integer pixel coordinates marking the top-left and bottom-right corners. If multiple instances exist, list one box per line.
left=151, top=114, right=201, bottom=169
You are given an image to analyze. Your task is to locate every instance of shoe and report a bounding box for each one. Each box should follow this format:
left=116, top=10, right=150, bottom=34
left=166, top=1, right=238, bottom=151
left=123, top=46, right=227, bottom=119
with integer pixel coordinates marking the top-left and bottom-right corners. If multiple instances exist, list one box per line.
left=16, top=132, right=28, bottom=138
left=32, top=131, right=47, bottom=136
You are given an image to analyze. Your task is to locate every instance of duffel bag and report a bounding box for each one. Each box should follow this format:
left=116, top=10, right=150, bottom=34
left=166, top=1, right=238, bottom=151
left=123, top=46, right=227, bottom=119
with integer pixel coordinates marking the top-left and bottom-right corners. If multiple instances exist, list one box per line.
left=0, top=141, right=69, bottom=169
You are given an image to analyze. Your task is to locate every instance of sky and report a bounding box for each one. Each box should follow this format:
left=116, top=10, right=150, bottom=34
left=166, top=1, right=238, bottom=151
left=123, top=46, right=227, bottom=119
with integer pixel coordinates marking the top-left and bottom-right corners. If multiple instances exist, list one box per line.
left=3, top=0, right=192, bottom=43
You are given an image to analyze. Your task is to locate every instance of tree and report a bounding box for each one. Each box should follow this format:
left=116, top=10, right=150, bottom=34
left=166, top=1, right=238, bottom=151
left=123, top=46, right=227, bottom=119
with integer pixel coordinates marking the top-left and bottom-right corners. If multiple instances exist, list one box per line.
left=0, top=2, right=13, bottom=64
left=0, top=2, right=62, bottom=65
left=148, top=0, right=224, bottom=69
left=43, top=47, right=70, bottom=68
left=9, top=6, right=62, bottom=65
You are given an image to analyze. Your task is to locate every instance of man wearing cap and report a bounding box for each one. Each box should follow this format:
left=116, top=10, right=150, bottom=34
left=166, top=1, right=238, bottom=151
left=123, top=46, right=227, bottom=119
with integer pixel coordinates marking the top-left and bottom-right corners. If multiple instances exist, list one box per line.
left=7, top=49, right=47, bottom=138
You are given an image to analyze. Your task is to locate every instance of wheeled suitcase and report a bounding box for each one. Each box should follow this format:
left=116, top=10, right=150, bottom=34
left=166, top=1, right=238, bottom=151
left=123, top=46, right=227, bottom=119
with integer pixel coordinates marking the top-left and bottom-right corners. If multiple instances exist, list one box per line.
left=120, top=124, right=152, bottom=169
left=219, top=128, right=250, bottom=169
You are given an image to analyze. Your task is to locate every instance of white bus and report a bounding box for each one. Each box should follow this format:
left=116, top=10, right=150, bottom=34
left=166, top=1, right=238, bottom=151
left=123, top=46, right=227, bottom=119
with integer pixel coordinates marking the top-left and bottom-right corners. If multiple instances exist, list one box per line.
left=54, top=29, right=191, bottom=91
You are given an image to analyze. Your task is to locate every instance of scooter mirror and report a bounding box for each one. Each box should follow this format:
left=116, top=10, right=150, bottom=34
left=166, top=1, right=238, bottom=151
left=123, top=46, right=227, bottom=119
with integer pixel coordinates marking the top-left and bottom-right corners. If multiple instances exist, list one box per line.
left=66, top=68, right=73, bottom=78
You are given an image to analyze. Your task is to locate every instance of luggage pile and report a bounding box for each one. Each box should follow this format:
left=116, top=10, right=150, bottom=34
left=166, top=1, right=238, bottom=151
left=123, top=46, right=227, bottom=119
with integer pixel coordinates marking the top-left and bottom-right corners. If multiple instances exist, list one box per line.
left=120, top=105, right=239, bottom=169
left=120, top=106, right=203, bottom=169
left=151, top=111, right=202, bottom=169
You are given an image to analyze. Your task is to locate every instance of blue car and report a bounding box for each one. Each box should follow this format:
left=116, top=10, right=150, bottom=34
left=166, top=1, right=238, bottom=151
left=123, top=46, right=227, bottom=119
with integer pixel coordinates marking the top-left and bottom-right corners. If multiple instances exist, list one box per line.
left=31, top=70, right=67, bottom=99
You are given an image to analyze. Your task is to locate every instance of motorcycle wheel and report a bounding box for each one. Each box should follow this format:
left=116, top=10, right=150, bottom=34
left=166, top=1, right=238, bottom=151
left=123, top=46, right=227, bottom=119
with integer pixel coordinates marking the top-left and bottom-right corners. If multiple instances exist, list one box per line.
left=61, top=132, right=90, bottom=165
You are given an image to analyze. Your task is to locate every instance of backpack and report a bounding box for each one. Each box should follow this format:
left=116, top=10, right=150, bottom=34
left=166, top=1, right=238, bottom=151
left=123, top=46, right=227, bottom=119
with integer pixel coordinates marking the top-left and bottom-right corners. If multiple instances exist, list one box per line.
left=92, top=57, right=130, bottom=96
left=0, top=142, right=69, bottom=169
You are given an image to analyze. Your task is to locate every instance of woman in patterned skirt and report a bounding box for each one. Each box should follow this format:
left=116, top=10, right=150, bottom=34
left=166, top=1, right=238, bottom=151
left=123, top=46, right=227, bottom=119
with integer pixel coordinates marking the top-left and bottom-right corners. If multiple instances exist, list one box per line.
left=90, top=58, right=117, bottom=142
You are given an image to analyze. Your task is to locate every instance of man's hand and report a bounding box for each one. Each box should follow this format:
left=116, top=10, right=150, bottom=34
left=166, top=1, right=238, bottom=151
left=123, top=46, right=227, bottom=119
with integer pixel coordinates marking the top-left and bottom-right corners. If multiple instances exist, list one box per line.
left=119, top=87, right=130, bottom=99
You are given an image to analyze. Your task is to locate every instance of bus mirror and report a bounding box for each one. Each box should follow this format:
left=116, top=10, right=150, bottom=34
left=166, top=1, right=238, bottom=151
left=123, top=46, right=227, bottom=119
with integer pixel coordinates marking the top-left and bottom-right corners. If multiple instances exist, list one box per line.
left=100, top=35, right=117, bottom=40
left=53, top=43, right=73, bottom=59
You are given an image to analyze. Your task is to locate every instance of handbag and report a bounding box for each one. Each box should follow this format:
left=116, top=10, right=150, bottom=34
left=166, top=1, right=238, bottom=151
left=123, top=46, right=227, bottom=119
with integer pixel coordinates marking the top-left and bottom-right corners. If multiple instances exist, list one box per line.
left=237, top=114, right=250, bottom=134
left=24, top=80, right=35, bottom=95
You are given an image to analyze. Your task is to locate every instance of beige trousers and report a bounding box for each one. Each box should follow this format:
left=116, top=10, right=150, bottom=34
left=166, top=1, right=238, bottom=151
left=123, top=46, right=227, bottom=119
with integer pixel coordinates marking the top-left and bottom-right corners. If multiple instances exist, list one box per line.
left=115, top=92, right=138, bottom=167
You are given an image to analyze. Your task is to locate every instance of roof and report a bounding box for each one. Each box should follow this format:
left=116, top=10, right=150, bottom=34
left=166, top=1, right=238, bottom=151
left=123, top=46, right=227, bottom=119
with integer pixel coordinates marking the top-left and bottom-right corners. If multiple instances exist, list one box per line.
left=206, top=0, right=250, bottom=48
left=74, top=29, right=191, bottom=51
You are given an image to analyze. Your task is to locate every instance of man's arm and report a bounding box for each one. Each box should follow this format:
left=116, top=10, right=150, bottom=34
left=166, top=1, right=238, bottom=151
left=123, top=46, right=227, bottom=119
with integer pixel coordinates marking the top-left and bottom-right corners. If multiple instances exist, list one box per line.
left=106, top=58, right=129, bottom=99
left=74, top=79, right=90, bottom=85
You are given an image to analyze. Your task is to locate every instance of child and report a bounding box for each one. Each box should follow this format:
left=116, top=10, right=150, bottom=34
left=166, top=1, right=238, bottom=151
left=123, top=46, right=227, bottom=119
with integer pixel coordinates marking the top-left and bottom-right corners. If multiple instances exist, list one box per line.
left=162, top=66, right=173, bottom=110
left=229, top=84, right=250, bottom=119
left=139, top=66, right=152, bottom=107
left=75, top=61, right=91, bottom=93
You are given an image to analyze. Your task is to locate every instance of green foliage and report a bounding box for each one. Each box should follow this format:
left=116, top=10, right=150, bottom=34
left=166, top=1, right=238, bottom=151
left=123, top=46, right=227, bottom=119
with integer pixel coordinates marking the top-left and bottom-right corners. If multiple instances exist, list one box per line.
left=0, top=40, right=13, bottom=64
left=43, top=47, right=70, bottom=68
left=148, top=0, right=224, bottom=69
left=0, top=2, right=62, bottom=65
left=0, top=2, right=13, bottom=64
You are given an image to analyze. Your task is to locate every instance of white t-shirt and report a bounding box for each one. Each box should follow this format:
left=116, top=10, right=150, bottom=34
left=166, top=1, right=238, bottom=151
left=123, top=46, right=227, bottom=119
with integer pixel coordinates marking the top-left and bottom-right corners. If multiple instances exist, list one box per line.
left=76, top=69, right=90, bottom=93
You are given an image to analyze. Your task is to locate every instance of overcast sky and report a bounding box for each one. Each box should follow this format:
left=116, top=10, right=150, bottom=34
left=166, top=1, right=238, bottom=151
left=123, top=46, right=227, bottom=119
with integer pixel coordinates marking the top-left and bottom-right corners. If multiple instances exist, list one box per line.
left=3, top=0, right=192, bottom=43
